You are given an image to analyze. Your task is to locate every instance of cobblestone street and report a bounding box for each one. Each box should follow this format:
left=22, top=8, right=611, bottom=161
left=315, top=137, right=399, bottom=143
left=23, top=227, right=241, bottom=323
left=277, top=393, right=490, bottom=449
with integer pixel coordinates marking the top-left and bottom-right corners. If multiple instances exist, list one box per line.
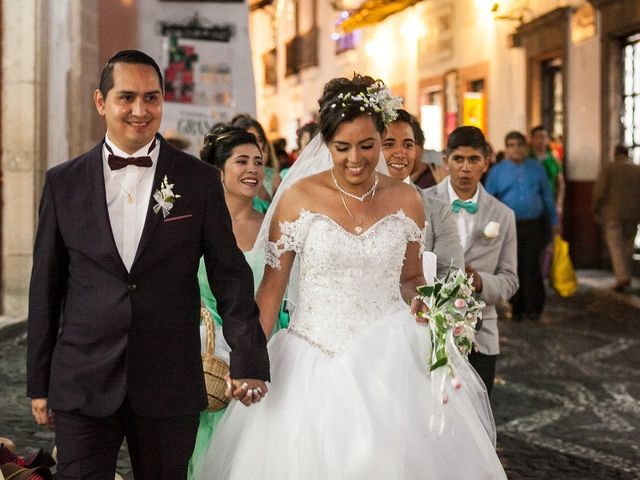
left=1, top=282, right=639, bottom=479
left=492, top=285, right=640, bottom=479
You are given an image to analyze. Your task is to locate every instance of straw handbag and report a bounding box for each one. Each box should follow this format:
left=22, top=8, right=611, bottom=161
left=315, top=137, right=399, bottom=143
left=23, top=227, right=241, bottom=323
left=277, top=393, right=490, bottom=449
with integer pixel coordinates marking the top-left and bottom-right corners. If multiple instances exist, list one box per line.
left=201, top=307, right=230, bottom=412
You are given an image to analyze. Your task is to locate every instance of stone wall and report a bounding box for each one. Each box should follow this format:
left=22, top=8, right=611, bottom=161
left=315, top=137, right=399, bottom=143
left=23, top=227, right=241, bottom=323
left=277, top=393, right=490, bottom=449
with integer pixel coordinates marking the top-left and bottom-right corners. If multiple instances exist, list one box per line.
left=1, top=0, right=100, bottom=316
left=1, top=0, right=47, bottom=316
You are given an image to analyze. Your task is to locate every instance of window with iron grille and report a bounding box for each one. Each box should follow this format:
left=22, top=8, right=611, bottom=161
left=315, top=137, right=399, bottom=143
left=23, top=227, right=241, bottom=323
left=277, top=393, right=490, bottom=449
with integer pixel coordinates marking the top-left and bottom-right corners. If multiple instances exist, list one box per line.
left=622, top=33, right=640, bottom=164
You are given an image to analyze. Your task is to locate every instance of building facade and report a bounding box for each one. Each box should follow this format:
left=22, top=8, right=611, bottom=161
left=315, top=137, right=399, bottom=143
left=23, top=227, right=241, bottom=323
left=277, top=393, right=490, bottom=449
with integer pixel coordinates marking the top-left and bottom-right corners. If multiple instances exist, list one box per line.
left=1, top=0, right=638, bottom=316
left=0, top=0, right=256, bottom=316
left=248, top=0, right=640, bottom=269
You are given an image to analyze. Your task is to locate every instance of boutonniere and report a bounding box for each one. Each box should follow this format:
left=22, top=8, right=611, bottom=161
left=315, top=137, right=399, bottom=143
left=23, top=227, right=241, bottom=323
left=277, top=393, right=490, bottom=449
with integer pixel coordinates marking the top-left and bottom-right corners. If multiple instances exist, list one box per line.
left=153, top=175, right=181, bottom=218
left=481, top=221, right=500, bottom=239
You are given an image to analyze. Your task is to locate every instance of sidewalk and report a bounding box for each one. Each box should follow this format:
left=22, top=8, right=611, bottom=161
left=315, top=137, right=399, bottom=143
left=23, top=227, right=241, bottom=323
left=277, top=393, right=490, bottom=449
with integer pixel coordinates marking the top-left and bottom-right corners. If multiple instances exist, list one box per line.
left=0, top=315, right=26, bottom=344
left=575, top=269, right=640, bottom=311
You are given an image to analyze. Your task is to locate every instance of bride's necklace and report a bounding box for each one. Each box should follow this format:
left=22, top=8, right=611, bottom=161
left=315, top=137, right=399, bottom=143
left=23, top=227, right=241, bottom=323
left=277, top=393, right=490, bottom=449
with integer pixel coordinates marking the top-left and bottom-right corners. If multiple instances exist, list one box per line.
left=330, top=168, right=379, bottom=202
left=337, top=182, right=377, bottom=235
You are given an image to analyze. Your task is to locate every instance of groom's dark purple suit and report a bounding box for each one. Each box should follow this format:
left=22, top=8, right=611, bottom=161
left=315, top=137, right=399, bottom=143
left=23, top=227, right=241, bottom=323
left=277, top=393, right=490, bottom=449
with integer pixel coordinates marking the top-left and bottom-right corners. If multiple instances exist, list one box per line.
left=27, top=137, right=269, bottom=477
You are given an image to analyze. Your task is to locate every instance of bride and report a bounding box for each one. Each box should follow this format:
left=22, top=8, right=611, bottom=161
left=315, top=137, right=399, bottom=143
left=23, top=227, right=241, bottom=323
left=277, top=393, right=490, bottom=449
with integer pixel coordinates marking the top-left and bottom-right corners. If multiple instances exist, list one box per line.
left=193, top=74, right=507, bottom=479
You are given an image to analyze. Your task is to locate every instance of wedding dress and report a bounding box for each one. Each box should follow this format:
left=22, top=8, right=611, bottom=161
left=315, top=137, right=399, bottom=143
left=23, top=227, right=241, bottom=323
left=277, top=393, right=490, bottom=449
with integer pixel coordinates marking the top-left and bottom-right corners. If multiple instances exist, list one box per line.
left=193, top=208, right=507, bottom=479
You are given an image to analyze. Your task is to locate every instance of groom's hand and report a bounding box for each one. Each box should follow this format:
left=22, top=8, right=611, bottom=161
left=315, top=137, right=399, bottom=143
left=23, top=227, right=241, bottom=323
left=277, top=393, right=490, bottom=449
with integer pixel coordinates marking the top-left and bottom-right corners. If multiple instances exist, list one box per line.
left=225, top=375, right=268, bottom=406
left=31, top=398, right=54, bottom=429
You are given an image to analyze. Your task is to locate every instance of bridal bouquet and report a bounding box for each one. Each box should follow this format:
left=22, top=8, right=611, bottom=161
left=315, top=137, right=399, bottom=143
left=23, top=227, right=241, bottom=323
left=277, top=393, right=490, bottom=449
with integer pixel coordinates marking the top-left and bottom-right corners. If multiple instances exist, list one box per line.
left=417, top=269, right=485, bottom=375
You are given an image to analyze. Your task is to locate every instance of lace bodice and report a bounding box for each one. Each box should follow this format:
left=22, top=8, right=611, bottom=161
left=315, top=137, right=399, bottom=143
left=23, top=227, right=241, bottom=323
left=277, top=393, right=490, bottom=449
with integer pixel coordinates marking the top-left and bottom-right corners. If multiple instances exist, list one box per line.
left=266, top=210, right=424, bottom=356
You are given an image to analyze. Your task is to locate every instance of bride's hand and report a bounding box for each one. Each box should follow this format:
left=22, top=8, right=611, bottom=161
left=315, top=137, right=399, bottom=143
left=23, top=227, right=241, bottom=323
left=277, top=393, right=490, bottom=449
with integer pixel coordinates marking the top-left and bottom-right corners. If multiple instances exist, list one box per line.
left=225, top=373, right=269, bottom=406
left=410, top=296, right=429, bottom=323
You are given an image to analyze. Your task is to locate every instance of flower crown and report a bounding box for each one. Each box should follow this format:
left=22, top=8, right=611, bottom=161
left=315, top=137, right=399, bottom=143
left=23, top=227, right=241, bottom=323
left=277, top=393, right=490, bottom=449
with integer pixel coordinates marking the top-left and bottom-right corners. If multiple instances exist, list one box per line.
left=330, top=81, right=403, bottom=125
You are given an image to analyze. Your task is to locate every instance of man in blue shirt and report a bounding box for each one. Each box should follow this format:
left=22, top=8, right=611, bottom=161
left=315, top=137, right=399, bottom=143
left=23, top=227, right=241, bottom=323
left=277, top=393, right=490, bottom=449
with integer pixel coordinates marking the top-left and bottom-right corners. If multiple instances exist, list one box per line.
left=486, top=131, right=559, bottom=320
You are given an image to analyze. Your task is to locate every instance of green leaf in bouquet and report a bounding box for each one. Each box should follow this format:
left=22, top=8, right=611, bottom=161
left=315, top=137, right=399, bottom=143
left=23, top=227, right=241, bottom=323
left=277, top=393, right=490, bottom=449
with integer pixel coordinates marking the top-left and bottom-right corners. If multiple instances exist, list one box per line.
left=456, top=337, right=472, bottom=354
left=429, top=357, right=448, bottom=371
left=416, top=285, right=434, bottom=297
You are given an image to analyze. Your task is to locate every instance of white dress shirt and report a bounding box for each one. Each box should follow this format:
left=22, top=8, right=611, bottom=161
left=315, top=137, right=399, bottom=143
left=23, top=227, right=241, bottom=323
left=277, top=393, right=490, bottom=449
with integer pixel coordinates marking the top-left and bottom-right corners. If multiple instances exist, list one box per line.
left=447, top=178, right=480, bottom=251
left=103, top=134, right=160, bottom=271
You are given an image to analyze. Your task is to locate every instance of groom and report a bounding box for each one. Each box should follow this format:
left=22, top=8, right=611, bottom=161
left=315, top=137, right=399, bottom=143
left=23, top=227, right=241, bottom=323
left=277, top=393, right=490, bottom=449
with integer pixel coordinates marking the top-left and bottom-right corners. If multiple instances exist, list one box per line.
left=27, top=50, right=269, bottom=479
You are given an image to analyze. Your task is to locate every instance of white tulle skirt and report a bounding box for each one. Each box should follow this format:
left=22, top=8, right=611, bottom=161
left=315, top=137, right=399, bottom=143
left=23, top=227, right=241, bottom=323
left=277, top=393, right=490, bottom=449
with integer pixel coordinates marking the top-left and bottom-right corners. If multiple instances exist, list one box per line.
left=193, top=308, right=507, bottom=480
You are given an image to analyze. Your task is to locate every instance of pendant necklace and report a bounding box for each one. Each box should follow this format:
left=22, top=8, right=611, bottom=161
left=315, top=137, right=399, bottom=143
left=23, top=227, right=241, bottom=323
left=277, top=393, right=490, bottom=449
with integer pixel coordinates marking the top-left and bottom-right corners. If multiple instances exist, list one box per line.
left=105, top=137, right=157, bottom=204
left=336, top=181, right=378, bottom=235
left=331, top=168, right=379, bottom=202
left=109, top=168, right=150, bottom=204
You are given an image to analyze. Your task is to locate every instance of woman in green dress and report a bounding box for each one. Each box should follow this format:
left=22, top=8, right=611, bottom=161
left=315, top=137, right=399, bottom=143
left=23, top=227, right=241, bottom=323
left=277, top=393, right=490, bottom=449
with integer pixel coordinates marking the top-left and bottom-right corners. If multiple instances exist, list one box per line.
left=188, top=125, right=286, bottom=479
left=230, top=114, right=281, bottom=213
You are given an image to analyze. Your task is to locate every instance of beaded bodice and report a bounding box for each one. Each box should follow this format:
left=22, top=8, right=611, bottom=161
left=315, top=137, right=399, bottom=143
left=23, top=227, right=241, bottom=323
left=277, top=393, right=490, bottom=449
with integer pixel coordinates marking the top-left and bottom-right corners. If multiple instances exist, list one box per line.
left=266, top=210, right=423, bottom=356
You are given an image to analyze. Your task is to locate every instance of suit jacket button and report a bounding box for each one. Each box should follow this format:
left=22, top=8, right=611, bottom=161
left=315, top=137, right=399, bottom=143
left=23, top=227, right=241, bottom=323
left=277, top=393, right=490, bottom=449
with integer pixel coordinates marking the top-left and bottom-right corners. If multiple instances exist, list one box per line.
left=127, top=283, right=137, bottom=291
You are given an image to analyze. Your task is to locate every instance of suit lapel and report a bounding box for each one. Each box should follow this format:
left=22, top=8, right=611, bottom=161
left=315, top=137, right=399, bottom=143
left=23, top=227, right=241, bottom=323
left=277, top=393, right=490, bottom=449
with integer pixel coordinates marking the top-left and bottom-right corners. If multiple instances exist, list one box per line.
left=435, top=178, right=450, bottom=203
left=131, top=138, right=176, bottom=268
left=466, top=184, right=492, bottom=254
left=87, top=142, right=129, bottom=277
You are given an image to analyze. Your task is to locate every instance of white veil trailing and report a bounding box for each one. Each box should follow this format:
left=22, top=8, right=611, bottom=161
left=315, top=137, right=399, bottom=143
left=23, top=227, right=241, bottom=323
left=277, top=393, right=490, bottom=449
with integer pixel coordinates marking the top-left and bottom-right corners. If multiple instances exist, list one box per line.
left=253, top=133, right=389, bottom=312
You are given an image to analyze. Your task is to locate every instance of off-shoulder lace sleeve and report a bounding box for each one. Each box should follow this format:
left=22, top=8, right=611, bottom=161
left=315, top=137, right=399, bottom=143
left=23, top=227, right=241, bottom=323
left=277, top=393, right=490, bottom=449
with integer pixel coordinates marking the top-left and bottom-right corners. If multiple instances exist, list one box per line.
left=265, top=210, right=313, bottom=269
left=402, top=214, right=427, bottom=255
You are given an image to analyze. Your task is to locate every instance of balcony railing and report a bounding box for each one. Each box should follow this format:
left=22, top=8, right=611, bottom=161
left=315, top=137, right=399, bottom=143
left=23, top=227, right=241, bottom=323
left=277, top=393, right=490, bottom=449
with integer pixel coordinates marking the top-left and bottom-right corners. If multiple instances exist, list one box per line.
left=285, top=27, right=319, bottom=76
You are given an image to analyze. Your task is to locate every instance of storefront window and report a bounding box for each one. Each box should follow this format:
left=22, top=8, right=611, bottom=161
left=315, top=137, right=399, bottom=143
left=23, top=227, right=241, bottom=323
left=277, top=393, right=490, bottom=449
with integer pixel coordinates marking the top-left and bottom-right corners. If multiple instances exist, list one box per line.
left=420, top=89, right=443, bottom=152
left=542, top=58, right=563, bottom=142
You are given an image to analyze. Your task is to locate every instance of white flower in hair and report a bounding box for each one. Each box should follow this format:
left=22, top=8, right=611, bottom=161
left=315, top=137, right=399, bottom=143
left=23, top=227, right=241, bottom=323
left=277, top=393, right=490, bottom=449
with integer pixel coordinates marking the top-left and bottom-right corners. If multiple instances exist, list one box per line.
left=334, top=80, right=403, bottom=125
left=368, top=83, right=404, bottom=124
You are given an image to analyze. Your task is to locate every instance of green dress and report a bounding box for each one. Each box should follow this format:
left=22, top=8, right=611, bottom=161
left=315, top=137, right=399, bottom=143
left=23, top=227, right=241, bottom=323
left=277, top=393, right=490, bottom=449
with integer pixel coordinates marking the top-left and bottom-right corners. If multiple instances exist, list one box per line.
left=252, top=195, right=270, bottom=214
left=532, top=149, right=562, bottom=196
left=252, top=166, right=280, bottom=214
left=188, top=247, right=289, bottom=479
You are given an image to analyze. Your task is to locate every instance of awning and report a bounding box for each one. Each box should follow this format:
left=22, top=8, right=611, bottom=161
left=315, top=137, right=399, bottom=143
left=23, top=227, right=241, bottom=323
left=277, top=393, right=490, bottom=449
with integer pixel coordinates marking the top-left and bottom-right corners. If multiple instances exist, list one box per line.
left=339, top=0, right=424, bottom=33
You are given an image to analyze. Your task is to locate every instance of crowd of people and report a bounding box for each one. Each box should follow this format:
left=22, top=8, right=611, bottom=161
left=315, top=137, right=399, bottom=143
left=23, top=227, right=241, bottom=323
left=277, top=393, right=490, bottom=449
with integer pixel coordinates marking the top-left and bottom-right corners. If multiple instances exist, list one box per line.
left=17, top=48, right=636, bottom=479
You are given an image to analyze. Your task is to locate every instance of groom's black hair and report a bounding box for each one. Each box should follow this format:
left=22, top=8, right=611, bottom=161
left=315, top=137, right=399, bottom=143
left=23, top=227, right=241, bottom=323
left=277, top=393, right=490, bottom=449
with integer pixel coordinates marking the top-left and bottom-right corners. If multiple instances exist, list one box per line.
left=446, top=126, right=488, bottom=157
left=99, top=50, right=164, bottom=98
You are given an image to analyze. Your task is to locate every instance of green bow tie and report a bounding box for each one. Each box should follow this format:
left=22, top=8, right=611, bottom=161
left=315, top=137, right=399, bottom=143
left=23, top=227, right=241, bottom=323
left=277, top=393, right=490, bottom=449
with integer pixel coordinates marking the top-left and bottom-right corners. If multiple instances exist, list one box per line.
left=451, top=199, right=478, bottom=214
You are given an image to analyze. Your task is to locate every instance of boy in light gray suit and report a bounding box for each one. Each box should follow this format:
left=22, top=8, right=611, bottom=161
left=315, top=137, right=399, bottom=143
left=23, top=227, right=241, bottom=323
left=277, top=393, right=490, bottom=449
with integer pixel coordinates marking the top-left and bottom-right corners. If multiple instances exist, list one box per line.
left=424, top=126, right=518, bottom=394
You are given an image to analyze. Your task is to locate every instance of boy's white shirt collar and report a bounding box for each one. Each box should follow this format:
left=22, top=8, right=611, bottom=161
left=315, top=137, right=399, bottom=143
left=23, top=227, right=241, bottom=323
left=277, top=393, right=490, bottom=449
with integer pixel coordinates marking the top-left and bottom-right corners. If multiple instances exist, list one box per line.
left=447, top=177, right=480, bottom=203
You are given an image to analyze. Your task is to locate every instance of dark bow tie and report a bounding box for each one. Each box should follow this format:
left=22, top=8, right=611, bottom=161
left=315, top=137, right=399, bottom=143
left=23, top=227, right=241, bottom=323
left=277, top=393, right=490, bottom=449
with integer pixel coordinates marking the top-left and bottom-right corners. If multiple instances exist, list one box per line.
left=106, top=138, right=157, bottom=170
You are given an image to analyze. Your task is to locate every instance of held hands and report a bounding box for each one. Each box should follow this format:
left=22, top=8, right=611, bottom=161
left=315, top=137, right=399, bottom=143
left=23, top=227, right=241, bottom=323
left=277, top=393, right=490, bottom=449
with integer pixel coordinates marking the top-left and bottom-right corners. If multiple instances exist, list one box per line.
left=410, top=296, right=429, bottom=324
left=224, top=374, right=268, bottom=407
left=31, top=398, right=54, bottom=430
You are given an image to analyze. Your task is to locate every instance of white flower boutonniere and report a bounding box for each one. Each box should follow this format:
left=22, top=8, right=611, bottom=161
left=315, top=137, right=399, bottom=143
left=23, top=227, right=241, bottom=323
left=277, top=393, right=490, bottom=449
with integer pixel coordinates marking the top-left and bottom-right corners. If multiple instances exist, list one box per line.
left=482, top=221, right=500, bottom=239
left=153, top=175, right=181, bottom=218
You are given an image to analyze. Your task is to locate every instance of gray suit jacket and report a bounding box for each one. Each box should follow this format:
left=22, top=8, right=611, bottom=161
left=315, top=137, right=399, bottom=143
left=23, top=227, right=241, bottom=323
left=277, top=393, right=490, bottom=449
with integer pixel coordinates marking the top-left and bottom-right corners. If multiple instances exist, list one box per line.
left=424, top=179, right=518, bottom=355
left=417, top=187, right=464, bottom=278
